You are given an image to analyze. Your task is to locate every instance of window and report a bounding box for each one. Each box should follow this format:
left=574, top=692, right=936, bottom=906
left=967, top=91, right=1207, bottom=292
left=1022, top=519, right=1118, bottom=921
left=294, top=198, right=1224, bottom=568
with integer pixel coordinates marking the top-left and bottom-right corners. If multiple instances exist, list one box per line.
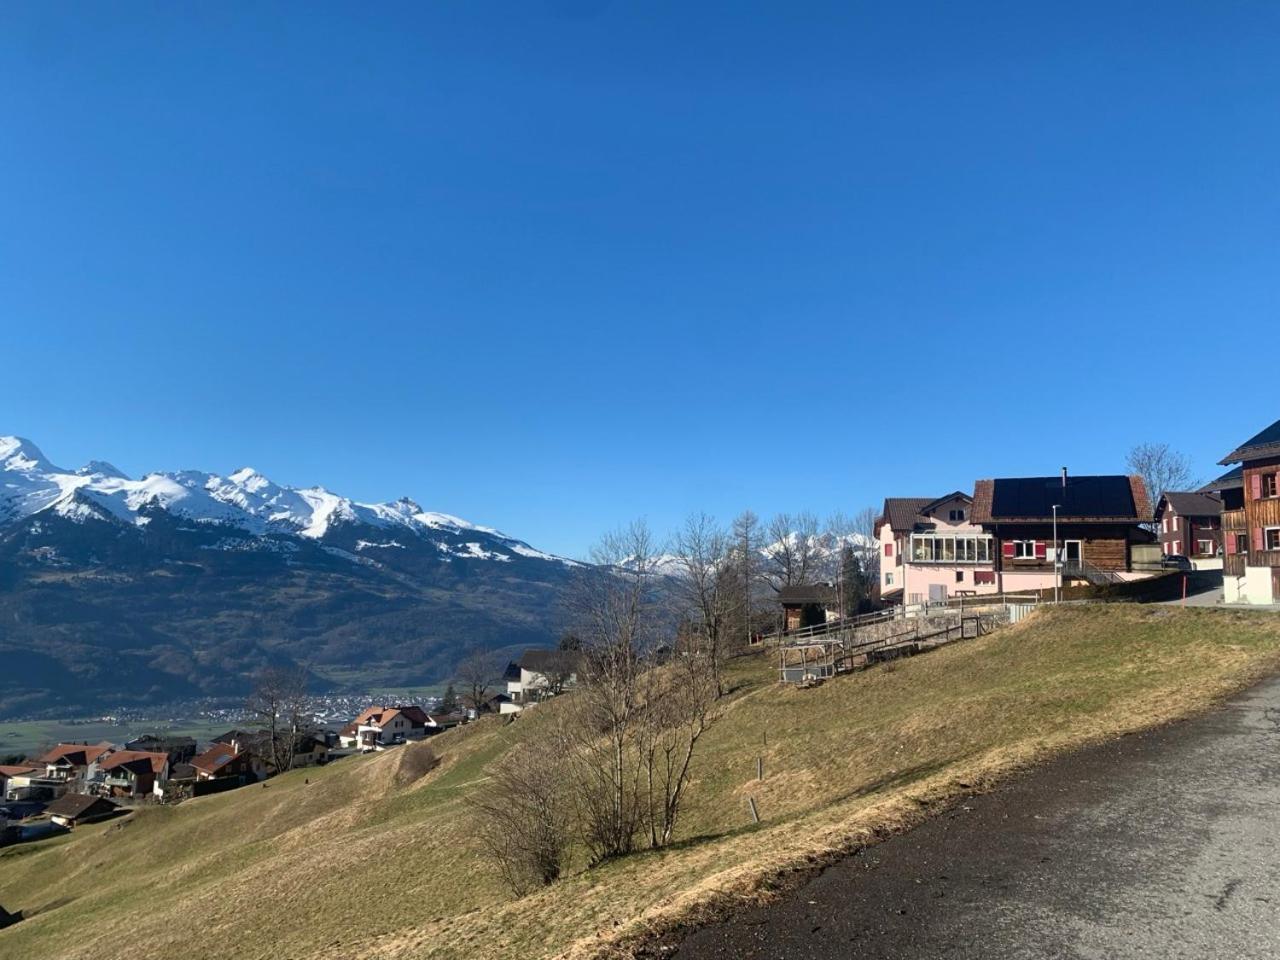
left=1197, top=539, right=1214, bottom=555
left=909, top=534, right=994, bottom=564
left=1266, top=528, right=1280, bottom=551
left=1012, top=540, right=1037, bottom=559
left=1162, top=516, right=1169, bottom=533
left=955, top=570, right=964, bottom=583
left=948, top=508, right=966, bottom=522
left=1236, top=534, right=1249, bottom=555
left=1264, top=474, right=1279, bottom=499
left=1173, top=516, right=1180, bottom=531
left=885, top=572, right=894, bottom=585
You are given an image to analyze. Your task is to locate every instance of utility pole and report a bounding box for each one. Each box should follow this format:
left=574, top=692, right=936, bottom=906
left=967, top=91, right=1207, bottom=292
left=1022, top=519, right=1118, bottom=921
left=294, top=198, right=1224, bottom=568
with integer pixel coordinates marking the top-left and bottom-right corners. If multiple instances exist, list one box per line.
left=1052, top=503, right=1061, bottom=604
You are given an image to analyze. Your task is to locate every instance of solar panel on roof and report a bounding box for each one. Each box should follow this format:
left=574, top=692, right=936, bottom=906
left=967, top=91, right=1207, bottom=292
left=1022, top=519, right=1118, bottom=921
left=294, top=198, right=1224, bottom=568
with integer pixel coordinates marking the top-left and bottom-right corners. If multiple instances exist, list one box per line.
left=989, top=476, right=1135, bottom=519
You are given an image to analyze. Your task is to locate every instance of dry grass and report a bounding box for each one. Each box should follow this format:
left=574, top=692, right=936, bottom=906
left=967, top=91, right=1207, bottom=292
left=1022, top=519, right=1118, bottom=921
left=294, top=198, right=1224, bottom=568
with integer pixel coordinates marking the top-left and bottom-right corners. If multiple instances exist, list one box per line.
left=3, top=605, right=1280, bottom=960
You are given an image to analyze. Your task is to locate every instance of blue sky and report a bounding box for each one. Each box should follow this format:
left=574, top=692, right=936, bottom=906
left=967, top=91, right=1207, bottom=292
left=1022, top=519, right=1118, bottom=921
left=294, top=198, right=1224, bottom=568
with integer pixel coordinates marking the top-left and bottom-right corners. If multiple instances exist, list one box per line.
left=3, top=2, right=1278, bottom=558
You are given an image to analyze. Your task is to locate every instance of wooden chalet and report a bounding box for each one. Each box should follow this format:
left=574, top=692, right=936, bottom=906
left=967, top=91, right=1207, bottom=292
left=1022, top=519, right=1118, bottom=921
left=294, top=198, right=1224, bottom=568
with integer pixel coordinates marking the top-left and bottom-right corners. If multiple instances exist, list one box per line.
left=970, top=471, right=1154, bottom=591
left=1218, top=418, right=1280, bottom=603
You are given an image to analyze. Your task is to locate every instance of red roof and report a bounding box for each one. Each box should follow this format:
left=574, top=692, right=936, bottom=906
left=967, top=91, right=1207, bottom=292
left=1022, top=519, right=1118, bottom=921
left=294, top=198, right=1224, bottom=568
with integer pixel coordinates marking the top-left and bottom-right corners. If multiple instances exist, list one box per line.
left=0, top=764, right=37, bottom=777
left=190, top=743, right=241, bottom=775
left=35, top=743, right=113, bottom=767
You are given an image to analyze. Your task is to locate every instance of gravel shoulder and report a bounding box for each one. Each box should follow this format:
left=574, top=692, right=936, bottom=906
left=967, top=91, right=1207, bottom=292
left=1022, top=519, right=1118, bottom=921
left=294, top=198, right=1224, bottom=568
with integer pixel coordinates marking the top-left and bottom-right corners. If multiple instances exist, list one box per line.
left=675, top=672, right=1280, bottom=960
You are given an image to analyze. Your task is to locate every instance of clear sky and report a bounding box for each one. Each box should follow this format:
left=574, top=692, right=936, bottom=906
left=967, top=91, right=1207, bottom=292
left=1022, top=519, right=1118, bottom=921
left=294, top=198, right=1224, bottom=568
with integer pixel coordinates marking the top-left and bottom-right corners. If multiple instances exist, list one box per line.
left=3, top=2, right=1278, bottom=558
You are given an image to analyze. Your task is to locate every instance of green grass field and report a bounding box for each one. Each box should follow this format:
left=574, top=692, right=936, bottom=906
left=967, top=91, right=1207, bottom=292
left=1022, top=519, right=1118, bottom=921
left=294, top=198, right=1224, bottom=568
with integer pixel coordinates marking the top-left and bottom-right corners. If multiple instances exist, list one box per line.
left=3, top=605, right=1279, bottom=960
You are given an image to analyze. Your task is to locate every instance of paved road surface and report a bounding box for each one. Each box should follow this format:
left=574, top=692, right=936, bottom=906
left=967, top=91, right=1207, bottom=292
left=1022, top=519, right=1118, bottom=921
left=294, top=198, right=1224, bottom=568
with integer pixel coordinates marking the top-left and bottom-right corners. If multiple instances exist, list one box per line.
left=675, top=675, right=1280, bottom=960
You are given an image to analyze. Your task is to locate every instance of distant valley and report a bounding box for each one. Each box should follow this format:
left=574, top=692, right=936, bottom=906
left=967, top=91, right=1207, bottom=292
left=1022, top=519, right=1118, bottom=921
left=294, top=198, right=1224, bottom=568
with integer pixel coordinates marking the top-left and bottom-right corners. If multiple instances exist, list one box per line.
left=0, top=437, right=580, bottom=717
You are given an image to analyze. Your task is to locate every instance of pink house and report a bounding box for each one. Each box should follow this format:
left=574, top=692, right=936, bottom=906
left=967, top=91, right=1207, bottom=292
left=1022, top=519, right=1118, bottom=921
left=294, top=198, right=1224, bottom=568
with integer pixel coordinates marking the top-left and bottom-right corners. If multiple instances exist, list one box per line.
left=876, top=492, right=997, bottom=604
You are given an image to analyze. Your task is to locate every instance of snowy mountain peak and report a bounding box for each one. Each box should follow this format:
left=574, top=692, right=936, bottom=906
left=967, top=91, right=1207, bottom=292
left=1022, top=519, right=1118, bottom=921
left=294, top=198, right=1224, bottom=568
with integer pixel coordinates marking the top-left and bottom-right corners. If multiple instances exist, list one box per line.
left=75, top=460, right=129, bottom=480
left=0, top=436, right=575, bottom=567
left=0, top=436, right=56, bottom=473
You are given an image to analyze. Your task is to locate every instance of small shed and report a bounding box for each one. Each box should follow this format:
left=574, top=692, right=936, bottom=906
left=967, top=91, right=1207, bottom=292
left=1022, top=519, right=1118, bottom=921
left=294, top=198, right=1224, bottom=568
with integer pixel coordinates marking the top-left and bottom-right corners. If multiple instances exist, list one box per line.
left=45, top=793, right=118, bottom=827
left=777, top=584, right=839, bottom=633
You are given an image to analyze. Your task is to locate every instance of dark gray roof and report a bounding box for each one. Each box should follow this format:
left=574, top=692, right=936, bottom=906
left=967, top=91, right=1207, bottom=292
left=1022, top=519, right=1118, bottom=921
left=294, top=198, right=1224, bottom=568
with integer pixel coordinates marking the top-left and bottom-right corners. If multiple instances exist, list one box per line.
left=1154, top=491, right=1221, bottom=520
left=1199, top=466, right=1243, bottom=493
left=1220, top=417, right=1280, bottom=464
left=517, top=649, right=580, bottom=674
left=44, top=793, right=117, bottom=819
left=978, top=475, right=1147, bottom=521
left=776, top=584, right=837, bottom=605
left=879, top=498, right=934, bottom=533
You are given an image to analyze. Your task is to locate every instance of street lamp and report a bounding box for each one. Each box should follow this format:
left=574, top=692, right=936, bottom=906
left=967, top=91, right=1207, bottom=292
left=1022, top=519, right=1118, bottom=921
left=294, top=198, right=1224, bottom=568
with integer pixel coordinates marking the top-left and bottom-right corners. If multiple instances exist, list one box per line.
left=1052, top=504, right=1061, bottom=604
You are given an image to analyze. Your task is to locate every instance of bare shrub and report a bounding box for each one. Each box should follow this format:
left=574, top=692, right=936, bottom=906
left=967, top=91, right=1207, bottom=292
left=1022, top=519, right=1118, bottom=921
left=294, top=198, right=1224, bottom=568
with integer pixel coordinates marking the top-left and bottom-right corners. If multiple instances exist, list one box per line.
left=395, top=742, right=440, bottom=786
left=472, top=736, right=573, bottom=896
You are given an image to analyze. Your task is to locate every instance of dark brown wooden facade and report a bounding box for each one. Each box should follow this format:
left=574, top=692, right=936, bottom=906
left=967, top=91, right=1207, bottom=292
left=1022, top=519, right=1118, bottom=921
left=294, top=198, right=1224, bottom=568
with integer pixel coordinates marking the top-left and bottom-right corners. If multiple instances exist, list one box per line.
left=1219, top=421, right=1280, bottom=602
left=985, top=523, right=1142, bottom=574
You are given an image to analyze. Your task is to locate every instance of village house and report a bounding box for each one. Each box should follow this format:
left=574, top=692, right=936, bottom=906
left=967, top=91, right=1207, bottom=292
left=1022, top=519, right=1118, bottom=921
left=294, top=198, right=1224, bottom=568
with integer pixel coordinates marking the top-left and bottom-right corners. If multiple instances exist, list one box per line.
left=501, top=649, right=580, bottom=714
left=190, top=743, right=255, bottom=782
left=45, top=793, right=119, bottom=828
left=0, top=764, right=37, bottom=801
left=338, top=705, right=431, bottom=751
left=1218, top=417, right=1280, bottom=604
left=876, top=492, right=993, bottom=605
left=96, top=750, right=169, bottom=799
left=1152, top=491, right=1222, bottom=568
left=34, top=743, right=114, bottom=791
left=970, top=471, right=1154, bottom=594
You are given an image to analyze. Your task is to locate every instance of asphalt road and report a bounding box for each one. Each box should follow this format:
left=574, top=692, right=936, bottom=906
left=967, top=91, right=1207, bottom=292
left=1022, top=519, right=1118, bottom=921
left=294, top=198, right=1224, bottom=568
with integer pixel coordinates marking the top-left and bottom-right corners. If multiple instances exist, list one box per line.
left=675, top=674, right=1280, bottom=960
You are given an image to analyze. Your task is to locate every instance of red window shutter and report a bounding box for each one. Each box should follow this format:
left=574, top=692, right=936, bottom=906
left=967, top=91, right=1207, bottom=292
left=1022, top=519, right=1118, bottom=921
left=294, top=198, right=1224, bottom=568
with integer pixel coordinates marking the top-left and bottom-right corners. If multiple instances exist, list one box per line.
left=1251, top=474, right=1263, bottom=500
left=1034, top=541, right=1047, bottom=560
left=1226, top=536, right=1237, bottom=556
left=884, top=543, right=893, bottom=557
left=1254, top=527, right=1264, bottom=551
left=1002, top=541, right=1016, bottom=558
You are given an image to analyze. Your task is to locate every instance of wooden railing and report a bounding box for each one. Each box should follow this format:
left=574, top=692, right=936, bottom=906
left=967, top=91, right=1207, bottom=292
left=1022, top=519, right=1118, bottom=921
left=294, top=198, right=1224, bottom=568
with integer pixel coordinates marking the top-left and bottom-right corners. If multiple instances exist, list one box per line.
left=1223, top=508, right=1247, bottom=532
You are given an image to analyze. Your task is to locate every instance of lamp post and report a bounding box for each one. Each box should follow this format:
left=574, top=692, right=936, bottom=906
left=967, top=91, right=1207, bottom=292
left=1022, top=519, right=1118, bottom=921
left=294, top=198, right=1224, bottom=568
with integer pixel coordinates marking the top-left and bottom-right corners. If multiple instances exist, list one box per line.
left=1052, top=504, right=1061, bottom=604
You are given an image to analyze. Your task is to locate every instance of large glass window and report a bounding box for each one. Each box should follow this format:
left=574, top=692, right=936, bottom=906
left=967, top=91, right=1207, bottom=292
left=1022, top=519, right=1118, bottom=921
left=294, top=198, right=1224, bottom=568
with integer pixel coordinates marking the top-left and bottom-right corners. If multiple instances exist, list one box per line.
left=909, top=534, right=995, bottom=564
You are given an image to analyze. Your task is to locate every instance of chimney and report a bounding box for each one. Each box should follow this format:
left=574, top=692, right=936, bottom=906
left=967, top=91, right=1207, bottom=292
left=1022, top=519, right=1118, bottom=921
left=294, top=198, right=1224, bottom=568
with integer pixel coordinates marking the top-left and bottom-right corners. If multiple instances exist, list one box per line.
left=1061, top=466, right=1068, bottom=488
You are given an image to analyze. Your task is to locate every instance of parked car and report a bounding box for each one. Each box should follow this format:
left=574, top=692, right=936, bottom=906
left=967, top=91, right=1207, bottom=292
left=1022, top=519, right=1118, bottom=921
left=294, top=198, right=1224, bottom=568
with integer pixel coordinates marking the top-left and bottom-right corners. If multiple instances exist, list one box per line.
left=1161, top=554, right=1192, bottom=571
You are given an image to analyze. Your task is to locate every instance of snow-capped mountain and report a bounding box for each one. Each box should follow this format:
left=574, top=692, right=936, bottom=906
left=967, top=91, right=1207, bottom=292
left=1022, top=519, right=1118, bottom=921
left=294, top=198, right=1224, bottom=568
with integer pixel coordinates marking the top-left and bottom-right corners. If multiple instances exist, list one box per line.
left=0, top=436, right=584, bottom=717
left=0, top=436, right=570, bottom=565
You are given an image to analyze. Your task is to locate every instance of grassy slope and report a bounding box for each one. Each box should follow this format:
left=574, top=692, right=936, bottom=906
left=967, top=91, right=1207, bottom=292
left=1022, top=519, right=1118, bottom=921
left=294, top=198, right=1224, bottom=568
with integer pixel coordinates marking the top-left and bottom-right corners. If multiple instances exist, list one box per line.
left=3, top=605, right=1280, bottom=960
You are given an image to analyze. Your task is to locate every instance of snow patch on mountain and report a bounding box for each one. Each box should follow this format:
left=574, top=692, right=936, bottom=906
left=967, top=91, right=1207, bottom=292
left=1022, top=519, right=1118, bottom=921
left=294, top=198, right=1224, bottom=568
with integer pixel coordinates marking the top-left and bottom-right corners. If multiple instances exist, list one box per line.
left=0, top=435, right=574, bottom=566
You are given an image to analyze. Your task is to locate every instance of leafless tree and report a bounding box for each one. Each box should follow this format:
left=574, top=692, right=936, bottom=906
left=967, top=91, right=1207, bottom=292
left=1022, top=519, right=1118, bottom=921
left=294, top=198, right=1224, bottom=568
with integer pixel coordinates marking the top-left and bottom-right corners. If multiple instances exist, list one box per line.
left=671, top=512, right=736, bottom=697
left=457, top=646, right=504, bottom=716
left=245, top=664, right=310, bottom=775
left=728, top=509, right=768, bottom=642
left=638, top=647, right=720, bottom=847
left=560, top=520, right=661, bottom=861
left=852, top=505, right=881, bottom=580
left=472, top=736, right=574, bottom=896
left=762, top=511, right=822, bottom=590
left=1126, top=443, right=1198, bottom=518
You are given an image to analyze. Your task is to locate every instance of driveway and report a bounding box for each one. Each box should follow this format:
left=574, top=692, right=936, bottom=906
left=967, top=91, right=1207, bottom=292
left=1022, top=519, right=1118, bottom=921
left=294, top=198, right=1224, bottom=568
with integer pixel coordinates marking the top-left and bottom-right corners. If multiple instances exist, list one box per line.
left=675, top=674, right=1280, bottom=960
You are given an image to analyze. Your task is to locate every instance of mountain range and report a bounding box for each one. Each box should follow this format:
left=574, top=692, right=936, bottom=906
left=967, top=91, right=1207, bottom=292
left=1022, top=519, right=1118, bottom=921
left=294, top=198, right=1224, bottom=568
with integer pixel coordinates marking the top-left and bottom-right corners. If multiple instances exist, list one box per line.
left=0, top=437, right=581, bottom=717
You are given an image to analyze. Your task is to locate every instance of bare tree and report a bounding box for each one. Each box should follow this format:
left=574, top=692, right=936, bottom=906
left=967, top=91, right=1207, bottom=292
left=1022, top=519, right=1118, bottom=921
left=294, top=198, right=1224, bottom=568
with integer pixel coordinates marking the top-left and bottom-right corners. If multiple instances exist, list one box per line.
left=457, top=646, right=504, bottom=716
left=245, top=664, right=310, bottom=775
left=852, top=506, right=880, bottom=578
left=638, top=647, right=720, bottom=847
left=1126, top=443, right=1198, bottom=517
left=728, top=509, right=767, bottom=642
left=472, top=736, right=573, bottom=896
left=762, top=511, right=822, bottom=590
left=561, top=520, right=660, bottom=862
left=671, top=512, right=735, bottom=697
